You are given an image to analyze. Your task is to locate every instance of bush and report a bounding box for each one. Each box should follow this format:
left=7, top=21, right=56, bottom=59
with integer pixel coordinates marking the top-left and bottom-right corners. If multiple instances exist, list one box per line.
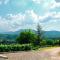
left=40, top=40, right=47, bottom=46
left=54, top=40, right=60, bottom=46
left=0, top=44, right=32, bottom=52
left=46, top=39, right=54, bottom=46
left=16, top=30, right=37, bottom=44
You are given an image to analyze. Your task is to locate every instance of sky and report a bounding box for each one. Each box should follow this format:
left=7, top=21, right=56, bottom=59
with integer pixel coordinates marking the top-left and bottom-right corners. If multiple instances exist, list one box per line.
left=0, top=0, right=60, bottom=32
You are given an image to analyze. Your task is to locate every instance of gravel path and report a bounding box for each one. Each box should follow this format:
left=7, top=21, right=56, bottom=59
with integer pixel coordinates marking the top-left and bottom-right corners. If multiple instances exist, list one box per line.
left=1, top=47, right=60, bottom=60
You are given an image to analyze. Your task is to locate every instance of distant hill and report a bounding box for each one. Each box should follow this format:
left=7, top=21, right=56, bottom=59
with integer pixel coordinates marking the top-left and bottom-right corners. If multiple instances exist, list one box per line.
left=0, top=29, right=35, bottom=40
left=44, top=31, right=60, bottom=39
left=1, top=29, right=34, bottom=34
left=0, top=30, right=60, bottom=39
left=0, top=34, right=18, bottom=40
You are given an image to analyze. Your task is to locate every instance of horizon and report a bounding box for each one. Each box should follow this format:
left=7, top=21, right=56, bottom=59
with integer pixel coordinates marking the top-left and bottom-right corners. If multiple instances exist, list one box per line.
left=0, top=0, right=60, bottom=32
left=1, top=29, right=60, bottom=33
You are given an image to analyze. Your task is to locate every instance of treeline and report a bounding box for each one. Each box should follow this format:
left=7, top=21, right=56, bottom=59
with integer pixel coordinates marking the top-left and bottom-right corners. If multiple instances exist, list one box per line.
left=16, top=29, right=60, bottom=46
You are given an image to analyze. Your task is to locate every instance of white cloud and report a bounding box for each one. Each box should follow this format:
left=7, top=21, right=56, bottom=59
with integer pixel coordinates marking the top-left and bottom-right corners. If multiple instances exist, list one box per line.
left=32, top=0, right=42, bottom=4
left=39, top=11, right=60, bottom=31
left=42, top=19, right=60, bottom=31
left=46, top=12, right=60, bottom=19
left=51, top=2, right=60, bottom=8
left=0, top=13, right=25, bottom=32
left=25, top=10, right=38, bottom=23
left=53, top=12, right=60, bottom=19
left=0, top=17, right=11, bottom=32
left=7, top=10, right=60, bottom=31
left=41, top=13, right=57, bottom=23
left=0, top=9, right=60, bottom=32
left=0, top=10, right=39, bottom=32
left=32, top=0, right=60, bottom=11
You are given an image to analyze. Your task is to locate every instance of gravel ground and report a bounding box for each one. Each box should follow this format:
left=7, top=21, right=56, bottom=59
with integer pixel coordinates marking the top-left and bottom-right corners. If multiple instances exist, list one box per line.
left=1, top=47, right=60, bottom=60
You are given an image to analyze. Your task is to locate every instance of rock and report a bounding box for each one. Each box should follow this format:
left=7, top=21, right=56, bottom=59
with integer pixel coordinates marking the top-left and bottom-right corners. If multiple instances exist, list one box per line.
left=0, top=55, right=8, bottom=60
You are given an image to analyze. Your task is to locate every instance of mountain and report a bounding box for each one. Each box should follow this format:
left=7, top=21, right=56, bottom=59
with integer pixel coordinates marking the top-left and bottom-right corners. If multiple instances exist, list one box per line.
left=0, top=29, right=35, bottom=40
left=0, top=30, right=60, bottom=39
left=0, top=29, right=31, bottom=34
left=6, top=30, right=60, bottom=39
left=44, top=31, right=60, bottom=38
left=0, top=34, right=18, bottom=40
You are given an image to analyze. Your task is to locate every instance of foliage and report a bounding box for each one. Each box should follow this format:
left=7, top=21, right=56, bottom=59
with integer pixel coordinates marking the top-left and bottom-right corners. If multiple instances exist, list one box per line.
left=36, top=23, right=43, bottom=45
left=54, top=40, right=60, bottom=46
left=0, top=39, right=16, bottom=44
left=0, top=39, right=60, bottom=52
left=16, top=29, right=37, bottom=44
left=40, top=39, right=60, bottom=46
left=46, top=39, right=54, bottom=45
left=40, top=40, right=47, bottom=46
left=0, top=44, right=32, bottom=52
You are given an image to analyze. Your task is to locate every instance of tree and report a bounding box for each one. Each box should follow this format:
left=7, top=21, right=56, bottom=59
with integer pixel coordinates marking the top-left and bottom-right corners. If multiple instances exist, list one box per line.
left=36, top=23, right=43, bottom=45
left=16, top=29, right=37, bottom=44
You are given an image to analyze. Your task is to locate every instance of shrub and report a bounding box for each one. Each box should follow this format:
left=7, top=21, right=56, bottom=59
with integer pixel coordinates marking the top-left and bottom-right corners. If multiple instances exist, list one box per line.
left=0, top=44, right=32, bottom=52
left=40, top=40, right=47, bottom=46
left=46, top=39, right=54, bottom=46
left=16, top=29, right=37, bottom=44
left=54, top=40, right=60, bottom=46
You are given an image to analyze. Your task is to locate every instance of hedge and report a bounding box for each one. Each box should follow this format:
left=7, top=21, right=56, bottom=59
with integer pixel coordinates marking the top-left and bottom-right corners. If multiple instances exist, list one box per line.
left=0, top=44, right=32, bottom=52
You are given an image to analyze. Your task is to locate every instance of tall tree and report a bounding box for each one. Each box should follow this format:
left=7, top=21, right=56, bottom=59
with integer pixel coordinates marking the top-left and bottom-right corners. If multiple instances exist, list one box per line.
left=36, top=23, right=43, bottom=45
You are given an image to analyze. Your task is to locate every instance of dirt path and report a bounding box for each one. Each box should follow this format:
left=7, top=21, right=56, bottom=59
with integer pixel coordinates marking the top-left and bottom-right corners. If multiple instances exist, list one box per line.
left=1, top=47, right=60, bottom=60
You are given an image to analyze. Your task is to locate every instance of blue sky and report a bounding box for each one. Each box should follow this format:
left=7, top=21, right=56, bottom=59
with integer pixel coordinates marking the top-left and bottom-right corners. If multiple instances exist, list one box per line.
left=0, top=0, right=60, bottom=32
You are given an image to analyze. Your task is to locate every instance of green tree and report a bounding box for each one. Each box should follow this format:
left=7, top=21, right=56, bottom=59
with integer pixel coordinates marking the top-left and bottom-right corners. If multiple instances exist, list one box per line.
left=46, top=39, right=54, bottom=46
left=36, top=23, right=43, bottom=45
left=16, top=29, right=37, bottom=44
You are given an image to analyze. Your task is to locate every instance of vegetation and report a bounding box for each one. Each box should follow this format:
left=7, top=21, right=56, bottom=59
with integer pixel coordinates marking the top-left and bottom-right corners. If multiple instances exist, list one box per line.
left=0, top=23, right=60, bottom=52
left=0, top=44, right=32, bottom=52
left=0, top=39, right=60, bottom=52
left=36, top=23, right=43, bottom=45
left=16, top=23, right=43, bottom=46
left=16, top=30, right=37, bottom=44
